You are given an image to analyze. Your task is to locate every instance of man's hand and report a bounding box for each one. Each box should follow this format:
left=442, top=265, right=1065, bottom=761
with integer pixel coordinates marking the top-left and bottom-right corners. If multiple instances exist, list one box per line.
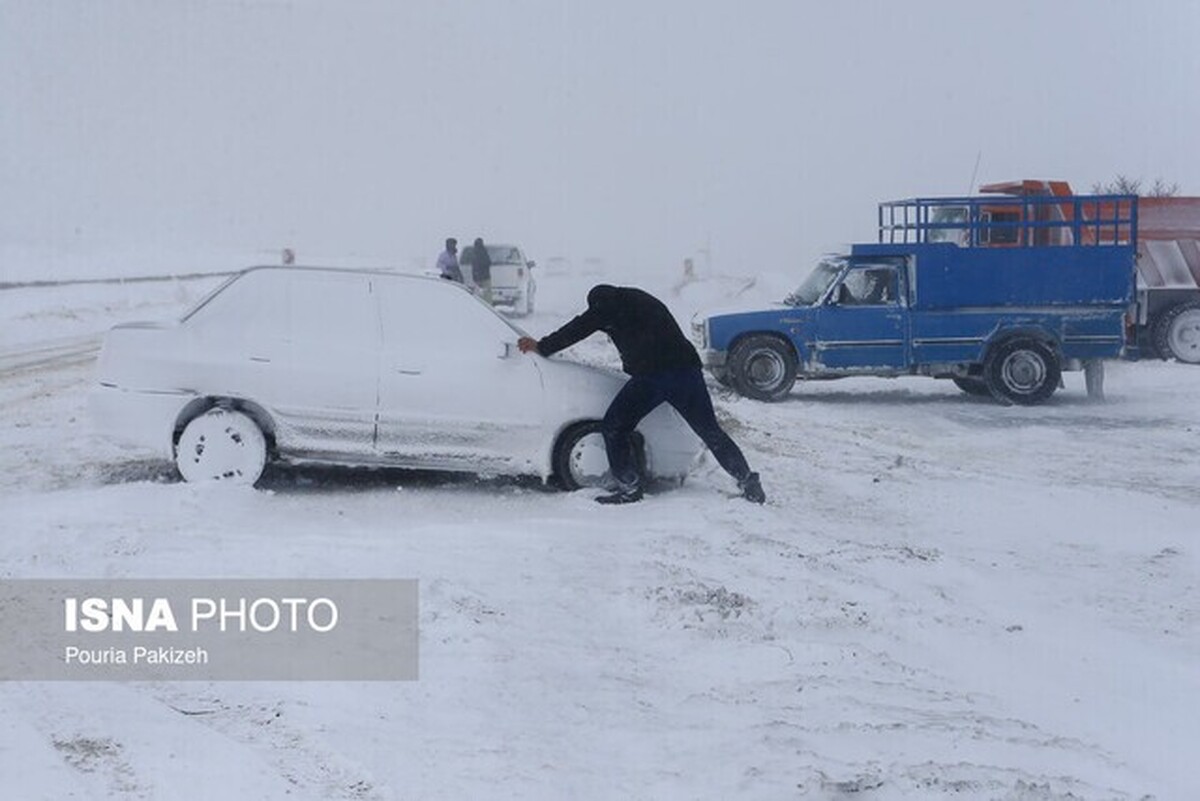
left=517, top=336, right=540, bottom=354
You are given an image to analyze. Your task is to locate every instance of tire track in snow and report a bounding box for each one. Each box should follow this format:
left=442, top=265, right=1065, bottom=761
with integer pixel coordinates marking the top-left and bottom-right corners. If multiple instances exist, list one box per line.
left=0, top=334, right=100, bottom=377
left=3, top=683, right=319, bottom=800
left=148, top=687, right=389, bottom=801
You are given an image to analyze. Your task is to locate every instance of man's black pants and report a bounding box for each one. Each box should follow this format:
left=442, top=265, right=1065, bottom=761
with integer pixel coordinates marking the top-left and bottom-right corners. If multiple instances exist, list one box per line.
left=601, top=367, right=751, bottom=490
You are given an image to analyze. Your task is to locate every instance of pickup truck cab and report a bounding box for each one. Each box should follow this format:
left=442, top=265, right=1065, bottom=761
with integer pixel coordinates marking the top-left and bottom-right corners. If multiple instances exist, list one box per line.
left=461, top=242, right=537, bottom=316
left=694, top=193, right=1138, bottom=404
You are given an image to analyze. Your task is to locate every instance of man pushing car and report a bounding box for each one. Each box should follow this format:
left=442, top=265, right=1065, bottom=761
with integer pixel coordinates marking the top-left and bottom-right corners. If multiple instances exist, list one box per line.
left=518, top=284, right=766, bottom=505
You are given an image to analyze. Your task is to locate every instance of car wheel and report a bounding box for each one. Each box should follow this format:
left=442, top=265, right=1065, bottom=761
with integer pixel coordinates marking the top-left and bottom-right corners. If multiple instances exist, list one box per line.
left=983, top=338, right=1060, bottom=405
left=1153, top=302, right=1200, bottom=364
left=175, top=408, right=267, bottom=485
left=728, top=335, right=797, bottom=401
left=951, top=376, right=991, bottom=396
left=552, top=420, right=644, bottom=491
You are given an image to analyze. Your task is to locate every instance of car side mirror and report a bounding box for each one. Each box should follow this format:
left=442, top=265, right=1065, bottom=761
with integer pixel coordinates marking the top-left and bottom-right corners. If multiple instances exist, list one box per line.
left=526, top=260, right=536, bottom=269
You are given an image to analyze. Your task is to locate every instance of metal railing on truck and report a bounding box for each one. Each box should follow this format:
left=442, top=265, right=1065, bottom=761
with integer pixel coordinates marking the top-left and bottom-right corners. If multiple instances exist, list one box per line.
left=878, top=194, right=1138, bottom=249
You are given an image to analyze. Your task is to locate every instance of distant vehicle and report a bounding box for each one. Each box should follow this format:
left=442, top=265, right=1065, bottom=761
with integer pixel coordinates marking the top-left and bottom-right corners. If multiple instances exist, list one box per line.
left=543, top=256, right=573, bottom=276
left=91, top=267, right=699, bottom=486
left=581, top=257, right=607, bottom=277
left=461, top=242, right=537, bottom=316
left=694, top=192, right=1138, bottom=404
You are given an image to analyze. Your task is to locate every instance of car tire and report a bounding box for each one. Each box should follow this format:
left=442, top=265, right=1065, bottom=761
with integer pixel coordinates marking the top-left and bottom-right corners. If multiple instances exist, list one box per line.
left=552, top=420, right=644, bottom=491
left=951, top=376, right=991, bottom=397
left=728, top=335, right=797, bottom=401
left=175, top=407, right=268, bottom=485
left=983, top=338, right=1060, bottom=405
left=1152, top=302, right=1200, bottom=364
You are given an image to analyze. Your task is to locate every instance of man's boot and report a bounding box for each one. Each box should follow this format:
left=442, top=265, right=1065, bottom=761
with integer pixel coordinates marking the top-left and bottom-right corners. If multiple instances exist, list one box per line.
left=596, top=485, right=644, bottom=505
left=739, top=472, right=765, bottom=504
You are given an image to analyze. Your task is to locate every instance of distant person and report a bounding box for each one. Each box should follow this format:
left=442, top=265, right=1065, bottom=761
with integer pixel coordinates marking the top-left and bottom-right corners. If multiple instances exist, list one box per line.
left=518, top=284, right=766, bottom=505
left=437, top=238, right=463, bottom=283
left=470, top=237, right=493, bottom=303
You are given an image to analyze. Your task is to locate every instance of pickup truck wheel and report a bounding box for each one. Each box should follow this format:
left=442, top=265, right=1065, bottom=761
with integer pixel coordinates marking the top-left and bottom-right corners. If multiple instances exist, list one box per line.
left=1153, top=302, right=1200, bottom=364
left=175, top=408, right=267, bottom=485
left=984, top=339, right=1060, bottom=405
left=951, top=376, right=991, bottom=397
left=552, top=421, right=645, bottom=491
left=728, top=336, right=797, bottom=401
left=710, top=367, right=733, bottom=387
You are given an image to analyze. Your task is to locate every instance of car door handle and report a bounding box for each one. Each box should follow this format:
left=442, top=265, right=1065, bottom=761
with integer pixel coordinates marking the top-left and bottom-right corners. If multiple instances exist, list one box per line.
left=249, top=356, right=271, bottom=363
left=394, top=368, right=423, bottom=376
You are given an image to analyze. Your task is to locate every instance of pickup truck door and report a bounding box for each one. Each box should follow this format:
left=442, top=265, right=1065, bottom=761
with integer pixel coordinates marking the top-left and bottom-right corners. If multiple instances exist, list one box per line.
left=813, top=264, right=908, bottom=370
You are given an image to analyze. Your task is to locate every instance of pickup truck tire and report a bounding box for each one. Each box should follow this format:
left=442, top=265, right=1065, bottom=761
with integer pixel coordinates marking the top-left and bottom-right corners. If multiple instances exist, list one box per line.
left=1153, top=302, right=1200, bottom=364
left=951, top=376, right=991, bottom=397
left=728, top=335, right=797, bottom=401
left=983, top=338, right=1060, bottom=405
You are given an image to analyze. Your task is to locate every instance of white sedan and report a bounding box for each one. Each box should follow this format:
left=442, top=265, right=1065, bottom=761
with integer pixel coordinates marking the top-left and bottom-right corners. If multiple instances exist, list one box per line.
left=90, top=266, right=700, bottom=487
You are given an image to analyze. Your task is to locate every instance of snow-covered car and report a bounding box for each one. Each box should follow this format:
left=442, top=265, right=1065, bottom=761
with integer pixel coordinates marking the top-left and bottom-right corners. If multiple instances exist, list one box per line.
left=461, top=242, right=537, bottom=316
left=90, top=266, right=699, bottom=487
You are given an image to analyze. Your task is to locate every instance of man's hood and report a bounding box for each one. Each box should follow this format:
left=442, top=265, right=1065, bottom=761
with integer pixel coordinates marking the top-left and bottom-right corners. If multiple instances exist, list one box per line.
left=586, top=284, right=620, bottom=311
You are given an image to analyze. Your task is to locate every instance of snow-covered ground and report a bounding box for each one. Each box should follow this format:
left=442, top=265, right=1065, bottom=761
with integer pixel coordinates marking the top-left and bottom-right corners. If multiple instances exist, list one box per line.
left=1, top=255, right=1198, bottom=799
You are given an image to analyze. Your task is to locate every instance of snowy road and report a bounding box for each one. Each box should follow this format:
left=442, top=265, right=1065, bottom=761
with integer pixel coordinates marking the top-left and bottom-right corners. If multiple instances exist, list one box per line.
left=0, top=335, right=101, bottom=377
left=2, top=270, right=1199, bottom=799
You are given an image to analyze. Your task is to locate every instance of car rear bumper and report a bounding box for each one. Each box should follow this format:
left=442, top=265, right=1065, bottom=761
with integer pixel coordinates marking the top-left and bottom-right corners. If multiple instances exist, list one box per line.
left=490, top=286, right=525, bottom=303
left=89, top=384, right=194, bottom=459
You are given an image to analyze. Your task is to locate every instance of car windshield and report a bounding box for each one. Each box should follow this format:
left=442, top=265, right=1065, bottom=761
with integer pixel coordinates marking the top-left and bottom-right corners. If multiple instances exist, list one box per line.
left=180, top=272, right=243, bottom=321
left=461, top=245, right=523, bottom=265
left=487, top=246, right=522, bottom=264
left=784, top=258, right=845, bottom=306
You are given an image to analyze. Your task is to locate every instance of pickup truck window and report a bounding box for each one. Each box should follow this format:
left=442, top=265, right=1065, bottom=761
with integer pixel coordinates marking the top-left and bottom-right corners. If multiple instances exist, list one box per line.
left=785, top=259, right=844, bottom=306
left=837, top=266, right=898, bottom=305
left=927, top=205, right=969, bottom=243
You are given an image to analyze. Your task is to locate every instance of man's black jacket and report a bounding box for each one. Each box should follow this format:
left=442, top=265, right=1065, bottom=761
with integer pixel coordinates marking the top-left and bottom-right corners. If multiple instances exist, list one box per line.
left=468, top=244, right=492, bottom=283
left=535, top=285, right=702, bottom=376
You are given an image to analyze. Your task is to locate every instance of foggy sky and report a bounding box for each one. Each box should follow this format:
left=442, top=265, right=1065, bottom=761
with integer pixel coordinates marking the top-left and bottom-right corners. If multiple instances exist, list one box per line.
left=2, top=0, right=1198, bottom=277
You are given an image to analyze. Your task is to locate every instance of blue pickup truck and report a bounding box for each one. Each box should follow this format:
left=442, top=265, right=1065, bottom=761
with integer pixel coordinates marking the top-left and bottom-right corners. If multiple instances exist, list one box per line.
left=693, top=193, right=1138, bottom=404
